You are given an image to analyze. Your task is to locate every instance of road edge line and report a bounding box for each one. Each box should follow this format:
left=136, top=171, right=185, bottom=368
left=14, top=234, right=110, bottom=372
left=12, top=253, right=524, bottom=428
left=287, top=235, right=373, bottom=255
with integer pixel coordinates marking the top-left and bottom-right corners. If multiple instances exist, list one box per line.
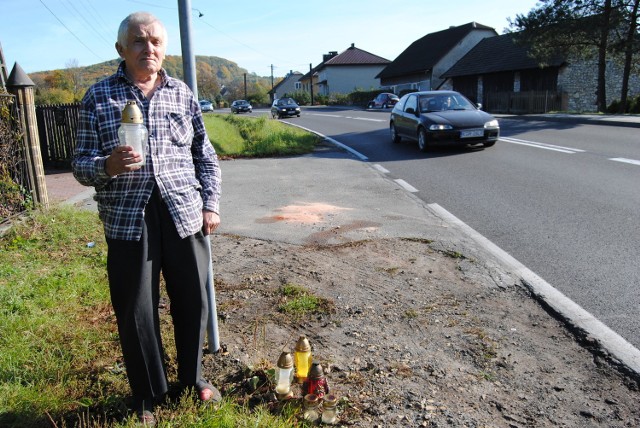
left=284, top=121, right=369, bottom=161
left=427, top=202, right=640, bottom=379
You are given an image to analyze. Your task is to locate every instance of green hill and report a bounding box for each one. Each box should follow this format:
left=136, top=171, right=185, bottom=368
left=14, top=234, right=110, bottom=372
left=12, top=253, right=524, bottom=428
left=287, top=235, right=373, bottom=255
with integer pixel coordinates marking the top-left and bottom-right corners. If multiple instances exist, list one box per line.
left=29, top=55, right=274, bottom=106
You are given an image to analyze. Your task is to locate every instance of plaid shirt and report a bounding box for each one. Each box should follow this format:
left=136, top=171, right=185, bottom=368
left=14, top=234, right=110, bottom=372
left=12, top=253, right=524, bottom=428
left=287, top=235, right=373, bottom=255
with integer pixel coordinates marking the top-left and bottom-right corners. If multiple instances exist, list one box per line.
left=73, top=62, right=221, bottom=241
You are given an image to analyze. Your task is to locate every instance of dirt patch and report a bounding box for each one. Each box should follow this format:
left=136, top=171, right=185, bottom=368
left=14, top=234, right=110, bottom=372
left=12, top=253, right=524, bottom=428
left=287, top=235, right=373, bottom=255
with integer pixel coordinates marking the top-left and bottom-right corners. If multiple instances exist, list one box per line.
left=202, top=233, right=640, bottom=427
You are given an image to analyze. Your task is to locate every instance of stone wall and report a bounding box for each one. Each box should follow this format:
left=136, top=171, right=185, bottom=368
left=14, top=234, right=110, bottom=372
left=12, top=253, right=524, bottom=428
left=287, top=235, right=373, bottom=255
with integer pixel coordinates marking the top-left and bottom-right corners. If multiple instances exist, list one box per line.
left=558, top=58, right=640, bottom=112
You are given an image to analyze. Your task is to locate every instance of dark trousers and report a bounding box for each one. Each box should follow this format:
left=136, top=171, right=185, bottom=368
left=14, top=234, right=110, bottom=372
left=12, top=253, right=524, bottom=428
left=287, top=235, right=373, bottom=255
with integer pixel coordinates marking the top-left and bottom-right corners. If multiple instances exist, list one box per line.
left=106, top=187, right=209, bottom=404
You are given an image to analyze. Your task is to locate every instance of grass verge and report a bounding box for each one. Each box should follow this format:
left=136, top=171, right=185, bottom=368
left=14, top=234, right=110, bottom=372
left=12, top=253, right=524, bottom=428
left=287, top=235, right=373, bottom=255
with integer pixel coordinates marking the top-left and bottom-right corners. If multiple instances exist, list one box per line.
left=204, top=114, right=320, bottom=157
left=0, top=117, right=324, bottom=427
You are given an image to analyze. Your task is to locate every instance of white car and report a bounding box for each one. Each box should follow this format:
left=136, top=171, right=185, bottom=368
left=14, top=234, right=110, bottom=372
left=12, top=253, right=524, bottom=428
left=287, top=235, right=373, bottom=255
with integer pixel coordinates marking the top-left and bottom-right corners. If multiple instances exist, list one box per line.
left=199, top=100, right=214, bottom=112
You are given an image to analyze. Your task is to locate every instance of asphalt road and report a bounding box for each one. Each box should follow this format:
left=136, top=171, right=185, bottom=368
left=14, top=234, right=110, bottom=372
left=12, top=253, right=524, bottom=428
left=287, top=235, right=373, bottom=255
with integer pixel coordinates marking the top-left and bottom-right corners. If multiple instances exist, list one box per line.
left=256, top=107, right=640, bottom=350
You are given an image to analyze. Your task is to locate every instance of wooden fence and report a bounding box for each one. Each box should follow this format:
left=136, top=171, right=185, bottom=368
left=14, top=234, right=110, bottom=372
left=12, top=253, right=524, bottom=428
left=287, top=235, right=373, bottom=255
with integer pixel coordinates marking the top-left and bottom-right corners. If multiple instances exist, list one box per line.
left=35, top=103, right=80, bottom=168
left=484, top=91, right=567, bottom=114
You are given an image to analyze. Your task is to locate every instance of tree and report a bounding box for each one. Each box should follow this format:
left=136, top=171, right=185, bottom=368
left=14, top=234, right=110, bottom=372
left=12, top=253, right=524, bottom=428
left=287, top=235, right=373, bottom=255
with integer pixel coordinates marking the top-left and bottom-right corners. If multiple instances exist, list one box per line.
left=616, top=0, right=640, bottom=112
left=196, top=62, right=220, bottom=101
left=510, top=0, right=623, bottom=112
left=65, top=59, right=85, bottom=101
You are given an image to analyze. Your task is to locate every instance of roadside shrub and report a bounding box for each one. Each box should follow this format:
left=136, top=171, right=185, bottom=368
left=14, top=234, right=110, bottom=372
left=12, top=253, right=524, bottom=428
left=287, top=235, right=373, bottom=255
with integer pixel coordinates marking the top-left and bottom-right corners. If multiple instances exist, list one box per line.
left=284, top=91, right=310, bottom=106
left=315, top=94, right=329, bottom=105
left=629, top=95, right=640, bottom=114
left=0, top=97, right=31, bottom=220
left=607, top=95, right=640, bottom=114
left=330, top=93, right=351, bottom=106
left=348, top=90, right=385, bottom=107
left=0, top=171, right=32, bottom=219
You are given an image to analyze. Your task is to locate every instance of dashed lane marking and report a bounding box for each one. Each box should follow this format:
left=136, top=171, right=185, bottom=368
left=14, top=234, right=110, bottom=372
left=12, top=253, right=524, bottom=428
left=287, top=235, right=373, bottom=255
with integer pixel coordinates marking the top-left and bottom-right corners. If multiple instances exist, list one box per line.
left=500, top=136, right=585, bottom=154
left=610, top=157, right=640, bottom=166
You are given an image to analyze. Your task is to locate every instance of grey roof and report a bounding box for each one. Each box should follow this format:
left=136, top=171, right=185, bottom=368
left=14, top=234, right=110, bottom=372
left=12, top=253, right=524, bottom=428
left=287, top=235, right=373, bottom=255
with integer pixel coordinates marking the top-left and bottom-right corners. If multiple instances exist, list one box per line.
left=269, top=71, right=303, bottom=93
left=376, top=22, right=496, bottom=79
left=441, top=33, right=566, bottom=78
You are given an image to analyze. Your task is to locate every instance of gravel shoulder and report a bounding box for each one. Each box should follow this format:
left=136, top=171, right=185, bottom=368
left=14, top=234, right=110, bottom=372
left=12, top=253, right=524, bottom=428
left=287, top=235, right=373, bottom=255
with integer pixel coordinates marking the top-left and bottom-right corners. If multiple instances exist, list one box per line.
left=202, top=233, right=640, bottom=427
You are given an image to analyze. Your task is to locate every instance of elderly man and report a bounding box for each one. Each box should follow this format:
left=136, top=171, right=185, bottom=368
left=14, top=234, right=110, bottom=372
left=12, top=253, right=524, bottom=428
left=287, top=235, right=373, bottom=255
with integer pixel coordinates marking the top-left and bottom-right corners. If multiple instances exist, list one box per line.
left=73, top=11, right=221, bottom=425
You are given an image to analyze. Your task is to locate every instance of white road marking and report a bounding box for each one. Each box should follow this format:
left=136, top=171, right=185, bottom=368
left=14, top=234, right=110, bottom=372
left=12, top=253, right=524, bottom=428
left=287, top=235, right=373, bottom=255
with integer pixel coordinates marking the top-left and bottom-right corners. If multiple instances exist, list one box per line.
left=373, top=164, right=390, bottom=174
left=284, top=122, right=368, bottom=161
left=344, top=116, right=386, bottom=122
left=610, top=157, right=640, bottom=166
left=309, top=113, right=385, bottom=122
left=311, top=113, right=343, bottom=118
left=427, top=202, right=640, bottom=376
left=394, top=179, right=419, bottom=192
left=500, top=137, right=585, bottom=154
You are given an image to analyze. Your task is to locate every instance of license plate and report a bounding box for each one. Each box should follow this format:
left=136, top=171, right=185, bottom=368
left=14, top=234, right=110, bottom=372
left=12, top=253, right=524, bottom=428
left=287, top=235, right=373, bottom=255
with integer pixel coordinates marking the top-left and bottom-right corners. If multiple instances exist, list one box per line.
left=460, top=129, right=484, bottom=138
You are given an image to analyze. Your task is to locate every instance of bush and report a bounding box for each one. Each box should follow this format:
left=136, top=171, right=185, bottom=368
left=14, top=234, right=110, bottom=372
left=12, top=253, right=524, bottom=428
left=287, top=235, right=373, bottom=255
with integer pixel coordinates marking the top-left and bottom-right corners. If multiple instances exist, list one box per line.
left=330, top=93, right=350, bottom=106
left=348, top=90, right=384, bottom=107
left=0, top=171, right=32, bottom=219
left=606, top=95, right=640, bottom=114
left=315, top=94, right=329, bottom=105
left=0, top=98, right=31, bottom=220
left=284, top=91, right=310, bottom=106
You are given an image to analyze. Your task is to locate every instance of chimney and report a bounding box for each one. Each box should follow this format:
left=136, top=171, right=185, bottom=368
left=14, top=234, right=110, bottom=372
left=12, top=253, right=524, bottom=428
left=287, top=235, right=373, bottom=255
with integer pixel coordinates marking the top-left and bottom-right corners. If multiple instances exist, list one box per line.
left=350, top=43, right=355, bottom=48
left=322, top=51, right=339, bottom=62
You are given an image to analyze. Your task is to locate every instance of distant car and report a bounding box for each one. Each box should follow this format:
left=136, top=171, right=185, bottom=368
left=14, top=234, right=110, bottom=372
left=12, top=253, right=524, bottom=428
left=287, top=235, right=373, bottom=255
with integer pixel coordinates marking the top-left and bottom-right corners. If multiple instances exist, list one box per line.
left=271, top=98, right=301, bottom=119
left=230, top=99, right=252, bottom=114
left=199, top=100, right=214, bottom=112
left=389, top=90, right=499, bottom=151
left=367, top=92, right=400, bottom=109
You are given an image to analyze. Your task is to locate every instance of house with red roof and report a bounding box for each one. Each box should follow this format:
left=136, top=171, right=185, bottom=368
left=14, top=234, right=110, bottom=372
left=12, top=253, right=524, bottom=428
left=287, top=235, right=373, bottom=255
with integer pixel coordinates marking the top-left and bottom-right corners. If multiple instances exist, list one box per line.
left=303, top=43, right=391, bottom=98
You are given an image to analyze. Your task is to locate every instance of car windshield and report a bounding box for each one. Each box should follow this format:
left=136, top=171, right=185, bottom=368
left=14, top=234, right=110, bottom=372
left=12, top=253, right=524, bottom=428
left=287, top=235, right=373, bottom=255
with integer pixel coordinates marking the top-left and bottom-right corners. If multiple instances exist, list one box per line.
left=237, top=101, right=248, bottom=105
left=278, top=98, right=296, bottom=106
left=419, top=94, right=474, bottom=112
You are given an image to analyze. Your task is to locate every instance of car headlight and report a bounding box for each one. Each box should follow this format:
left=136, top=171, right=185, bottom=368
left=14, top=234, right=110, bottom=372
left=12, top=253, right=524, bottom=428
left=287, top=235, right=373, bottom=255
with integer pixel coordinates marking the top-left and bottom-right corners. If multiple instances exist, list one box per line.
left=295, top=107, right=300, bottom=111
left=484, top=119, right=499, bottom=128
left=429, top=124, right=453, bottom=131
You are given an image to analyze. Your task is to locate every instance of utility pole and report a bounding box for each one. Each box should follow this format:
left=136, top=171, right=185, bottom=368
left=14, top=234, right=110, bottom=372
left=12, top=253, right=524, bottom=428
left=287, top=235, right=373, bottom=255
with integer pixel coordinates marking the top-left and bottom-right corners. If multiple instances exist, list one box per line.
left=243, top=73, right=247, bottom=100
left=270, top=64, right=274, bottom=101
left=176, top=0, right=219, bottom=354
left=309, top=63, right=314, bottom=106
left=177, top=0, right=197, bottom=98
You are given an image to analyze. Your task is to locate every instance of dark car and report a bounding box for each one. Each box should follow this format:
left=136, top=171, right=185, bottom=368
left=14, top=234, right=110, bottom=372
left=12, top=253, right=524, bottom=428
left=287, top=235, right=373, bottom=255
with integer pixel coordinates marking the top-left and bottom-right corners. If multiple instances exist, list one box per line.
left=367, top=92, right=400, bottom=109
left=231, top=99, right=252, bottom=114
left=199, top=99, right=214, bottom=112
left=271, top=98, right=301, bottom=119
left=389, top=91, right=499, bottom=151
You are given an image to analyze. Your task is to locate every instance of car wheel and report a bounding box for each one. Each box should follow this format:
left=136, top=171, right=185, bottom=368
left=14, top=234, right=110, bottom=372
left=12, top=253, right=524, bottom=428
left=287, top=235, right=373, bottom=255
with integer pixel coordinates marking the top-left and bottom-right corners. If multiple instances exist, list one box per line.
left=418, top=128, right=428, bottom=152
left=390, top=122, right=401, bottom=144
left=297, top=114, right=301, bottom=117
left=382, top=103, right=388, bottom=109
left=367, top=102, right=374, bottom=109
left=483, top=141, right=496, bottom=148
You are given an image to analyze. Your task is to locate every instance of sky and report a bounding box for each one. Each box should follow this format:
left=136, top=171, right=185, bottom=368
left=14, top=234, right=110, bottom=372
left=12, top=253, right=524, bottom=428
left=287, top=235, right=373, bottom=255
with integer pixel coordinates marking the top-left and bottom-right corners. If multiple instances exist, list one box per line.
left=0, top=0, right=541, bottom=78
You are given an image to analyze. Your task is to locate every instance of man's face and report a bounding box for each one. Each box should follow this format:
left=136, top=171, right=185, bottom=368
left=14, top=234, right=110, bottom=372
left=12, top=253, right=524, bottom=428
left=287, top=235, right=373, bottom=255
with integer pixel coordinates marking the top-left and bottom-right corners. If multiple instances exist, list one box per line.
left=116, top=21, right=166, bottom=77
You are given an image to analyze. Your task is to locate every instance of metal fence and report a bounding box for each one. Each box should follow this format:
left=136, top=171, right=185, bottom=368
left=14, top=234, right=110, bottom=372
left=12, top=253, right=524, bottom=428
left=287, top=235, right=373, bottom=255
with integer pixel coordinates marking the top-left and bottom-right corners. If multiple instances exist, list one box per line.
left=0, top=92, right=31, bottom=221
left=36, top=103, right=81, bottom=168
left=484, top=91, right=567, bottom=114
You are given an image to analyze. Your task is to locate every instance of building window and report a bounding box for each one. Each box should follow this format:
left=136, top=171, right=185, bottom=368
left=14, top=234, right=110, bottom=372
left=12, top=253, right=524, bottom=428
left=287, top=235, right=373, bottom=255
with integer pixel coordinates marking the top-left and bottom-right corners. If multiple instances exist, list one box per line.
left=295, top=82, right=302, bottom=90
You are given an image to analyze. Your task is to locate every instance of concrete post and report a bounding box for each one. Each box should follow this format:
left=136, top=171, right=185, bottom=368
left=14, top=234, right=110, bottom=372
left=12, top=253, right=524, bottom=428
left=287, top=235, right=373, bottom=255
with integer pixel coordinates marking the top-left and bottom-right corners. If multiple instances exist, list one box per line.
left=7, top=62, right=49, bottom=208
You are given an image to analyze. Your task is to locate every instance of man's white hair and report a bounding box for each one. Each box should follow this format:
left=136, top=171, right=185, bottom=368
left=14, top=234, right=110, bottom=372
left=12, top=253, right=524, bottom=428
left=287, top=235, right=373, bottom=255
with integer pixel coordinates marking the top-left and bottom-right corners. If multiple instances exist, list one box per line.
left=117, top=12, right=168, bottom=48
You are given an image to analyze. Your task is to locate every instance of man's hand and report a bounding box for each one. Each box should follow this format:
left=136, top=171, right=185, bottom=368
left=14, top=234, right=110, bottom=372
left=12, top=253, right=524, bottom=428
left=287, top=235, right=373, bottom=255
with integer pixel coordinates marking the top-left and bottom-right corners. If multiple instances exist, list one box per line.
left=105, top=145, right=143, bottom=176
left=202, top=210, right=220, bottom=236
